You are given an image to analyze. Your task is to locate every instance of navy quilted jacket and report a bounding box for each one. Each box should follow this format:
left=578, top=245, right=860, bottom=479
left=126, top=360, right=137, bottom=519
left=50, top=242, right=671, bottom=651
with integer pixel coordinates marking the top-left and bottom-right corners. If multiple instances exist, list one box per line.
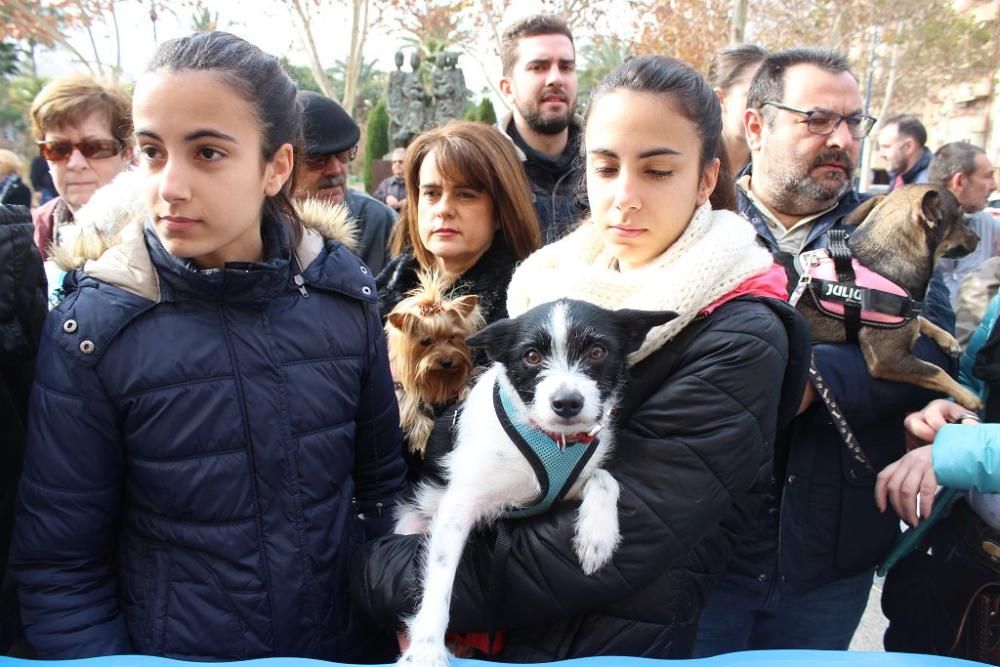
left=11, top=207, right=406, bottom=661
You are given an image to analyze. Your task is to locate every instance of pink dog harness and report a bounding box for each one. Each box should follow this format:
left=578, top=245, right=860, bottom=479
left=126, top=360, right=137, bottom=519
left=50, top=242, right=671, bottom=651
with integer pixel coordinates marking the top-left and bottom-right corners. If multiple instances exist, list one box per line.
left=790, top=229, right=923, bottom=337
left=804, top=255, right=914, bottom=325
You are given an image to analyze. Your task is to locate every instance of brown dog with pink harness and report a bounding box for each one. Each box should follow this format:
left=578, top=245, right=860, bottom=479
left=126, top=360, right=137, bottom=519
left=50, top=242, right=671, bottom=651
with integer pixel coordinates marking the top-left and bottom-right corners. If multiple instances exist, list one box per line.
left=788, top=184, right=982, bottom=415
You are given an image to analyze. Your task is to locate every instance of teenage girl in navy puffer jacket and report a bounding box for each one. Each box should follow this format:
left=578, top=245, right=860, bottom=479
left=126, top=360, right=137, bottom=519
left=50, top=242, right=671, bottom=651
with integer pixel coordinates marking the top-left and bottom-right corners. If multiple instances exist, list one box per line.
left=10, top=31, right=405, bottom=662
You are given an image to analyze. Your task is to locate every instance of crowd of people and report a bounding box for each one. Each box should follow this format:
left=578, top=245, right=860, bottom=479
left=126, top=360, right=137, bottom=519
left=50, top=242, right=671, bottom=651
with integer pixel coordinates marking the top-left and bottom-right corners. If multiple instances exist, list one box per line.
left=0, top=13, right=997, bottom=665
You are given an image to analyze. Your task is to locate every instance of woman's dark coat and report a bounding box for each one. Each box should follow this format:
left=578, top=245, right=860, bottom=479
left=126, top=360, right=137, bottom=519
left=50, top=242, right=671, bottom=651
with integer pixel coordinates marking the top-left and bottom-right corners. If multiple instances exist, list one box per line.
left=376, top=237, right=519, bottom=325
left=352, top=297, right=809, bottom=660
left=10, top=197, right=406, bottom=661
left=0, top=204, right=46, bottom=653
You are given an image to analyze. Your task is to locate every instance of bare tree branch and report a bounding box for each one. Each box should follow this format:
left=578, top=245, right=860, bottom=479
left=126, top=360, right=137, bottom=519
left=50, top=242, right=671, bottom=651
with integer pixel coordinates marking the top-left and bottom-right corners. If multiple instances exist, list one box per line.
left=284, top=0, right=336, bottom=98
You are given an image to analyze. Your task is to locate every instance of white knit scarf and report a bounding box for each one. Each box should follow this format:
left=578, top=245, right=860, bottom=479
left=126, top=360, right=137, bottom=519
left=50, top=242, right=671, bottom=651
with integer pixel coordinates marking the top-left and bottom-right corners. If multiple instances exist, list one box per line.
left=506, top=202, right=774, bottom=363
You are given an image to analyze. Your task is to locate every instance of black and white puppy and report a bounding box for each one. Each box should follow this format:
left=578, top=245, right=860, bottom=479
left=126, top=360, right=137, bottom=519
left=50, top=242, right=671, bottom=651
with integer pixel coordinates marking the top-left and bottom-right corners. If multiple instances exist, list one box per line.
left=395, top=298, right=676, bottom=667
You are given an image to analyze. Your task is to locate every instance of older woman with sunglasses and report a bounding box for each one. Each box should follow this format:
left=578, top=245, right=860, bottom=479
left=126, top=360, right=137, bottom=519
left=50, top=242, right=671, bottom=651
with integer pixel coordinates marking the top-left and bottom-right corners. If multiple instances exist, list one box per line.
left=30, top=73, right=132, bottom=260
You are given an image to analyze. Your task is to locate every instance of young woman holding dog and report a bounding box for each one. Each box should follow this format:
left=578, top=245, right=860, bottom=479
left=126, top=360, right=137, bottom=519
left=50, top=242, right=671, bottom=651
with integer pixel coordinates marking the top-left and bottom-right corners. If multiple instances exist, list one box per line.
left=376, top=121, right=541, bottom=326
left=10, top=31, right=405, bottom=661
left=353, top=56, right=809, bottom=660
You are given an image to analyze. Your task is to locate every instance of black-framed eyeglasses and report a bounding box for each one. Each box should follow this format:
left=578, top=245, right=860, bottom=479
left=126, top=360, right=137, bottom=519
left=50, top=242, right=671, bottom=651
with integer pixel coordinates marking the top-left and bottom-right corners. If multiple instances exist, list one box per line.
left=762, top=101, right=877, bottom=139
left=38, top=138, right=124, bottom=162
left=303, top=144, right=358, bottom=170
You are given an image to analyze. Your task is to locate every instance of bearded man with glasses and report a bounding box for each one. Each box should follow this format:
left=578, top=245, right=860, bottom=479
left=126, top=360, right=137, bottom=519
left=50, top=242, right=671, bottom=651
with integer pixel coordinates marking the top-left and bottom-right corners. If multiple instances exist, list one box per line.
left=29, top=73, right=132, bottom=260
left=694, top=48, right=957, bottom=655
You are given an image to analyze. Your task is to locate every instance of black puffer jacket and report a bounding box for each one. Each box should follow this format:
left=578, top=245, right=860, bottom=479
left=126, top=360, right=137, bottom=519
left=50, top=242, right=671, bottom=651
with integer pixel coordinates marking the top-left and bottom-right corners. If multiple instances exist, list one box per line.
left=351, top=297, right=809, bottom=660
left=375, top=237, right=518, bottom=325
left=0, top=205, right=46, bottom=653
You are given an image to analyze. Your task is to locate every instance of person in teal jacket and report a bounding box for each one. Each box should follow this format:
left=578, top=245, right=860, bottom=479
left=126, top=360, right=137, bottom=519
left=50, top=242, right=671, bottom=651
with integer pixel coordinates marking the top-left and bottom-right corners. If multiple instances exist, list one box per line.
left=875, top=294, right=1000, bottom=525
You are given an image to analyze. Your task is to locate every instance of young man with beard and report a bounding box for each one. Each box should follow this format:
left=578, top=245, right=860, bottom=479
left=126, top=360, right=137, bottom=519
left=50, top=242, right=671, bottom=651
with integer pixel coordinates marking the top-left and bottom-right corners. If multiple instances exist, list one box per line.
left=693, top=48, right=956, bottom=654
left=497, top=15, right=583, bottom=243
left=295, top=91, right=395, bottom=274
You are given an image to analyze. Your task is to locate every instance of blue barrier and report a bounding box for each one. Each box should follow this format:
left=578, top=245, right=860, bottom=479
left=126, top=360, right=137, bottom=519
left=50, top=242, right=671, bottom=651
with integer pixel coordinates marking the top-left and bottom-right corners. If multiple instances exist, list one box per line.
left=0, top=651, right=989, bottom=667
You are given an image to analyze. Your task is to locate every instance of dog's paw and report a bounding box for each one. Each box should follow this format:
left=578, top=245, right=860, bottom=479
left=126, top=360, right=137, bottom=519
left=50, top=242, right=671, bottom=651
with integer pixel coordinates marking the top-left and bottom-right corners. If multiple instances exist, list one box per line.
left=397, top=641, right=452, bottom=667
left=573, top=525, right=620, bottom=575
left=573, top=469, right=621, bottom=575
left=956, top=389, right=984, bottom=412
left=945, top=338, right=962, bottom=359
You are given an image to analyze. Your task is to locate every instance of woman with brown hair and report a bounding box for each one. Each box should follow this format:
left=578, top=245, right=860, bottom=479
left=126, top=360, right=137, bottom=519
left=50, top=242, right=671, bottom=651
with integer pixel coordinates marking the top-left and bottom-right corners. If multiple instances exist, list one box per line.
left=376, top=121, right=541, bottom=325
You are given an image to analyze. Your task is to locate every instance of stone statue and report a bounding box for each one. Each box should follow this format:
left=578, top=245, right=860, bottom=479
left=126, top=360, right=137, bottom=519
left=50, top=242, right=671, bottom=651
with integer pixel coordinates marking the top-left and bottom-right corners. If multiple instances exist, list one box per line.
left=386, top=50, right=406, bottom=147
left=431, top=52, right=467, bottom=125
left=385, top=48, right=469, bottom=146
left=395, top=51, right=427, bottom=146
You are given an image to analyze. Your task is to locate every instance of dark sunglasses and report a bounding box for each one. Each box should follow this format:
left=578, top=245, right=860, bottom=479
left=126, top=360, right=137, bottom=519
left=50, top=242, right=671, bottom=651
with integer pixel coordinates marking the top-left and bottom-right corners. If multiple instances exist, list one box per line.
left=38, top=138, right=124, bottom=162
left=303, top=144, right=358, bottom=170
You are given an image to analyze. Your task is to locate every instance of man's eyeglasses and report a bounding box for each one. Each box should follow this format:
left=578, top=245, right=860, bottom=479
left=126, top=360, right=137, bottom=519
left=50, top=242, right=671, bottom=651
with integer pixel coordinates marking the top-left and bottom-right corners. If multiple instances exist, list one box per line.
left=304, top=144, right=358, bottom=170
left=762, top=102, right=877, bottom=139
left=38, top=138, right=123, bottom=162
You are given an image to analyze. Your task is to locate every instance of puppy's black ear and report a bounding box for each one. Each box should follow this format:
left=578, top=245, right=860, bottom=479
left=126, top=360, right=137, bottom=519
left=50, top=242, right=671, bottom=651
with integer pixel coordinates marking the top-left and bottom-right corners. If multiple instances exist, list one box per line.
left=614, top=309, right=679, bottom=353
left=842, top=194, right=885, bottom=227
left=465, top=318, right=516, bottom=361
left=917, top=189, right=942, bottom=230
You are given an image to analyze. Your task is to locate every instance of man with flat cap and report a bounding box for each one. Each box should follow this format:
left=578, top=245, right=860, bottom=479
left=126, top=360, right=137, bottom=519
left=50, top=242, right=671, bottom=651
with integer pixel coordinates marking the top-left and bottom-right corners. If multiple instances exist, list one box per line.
left=296, top=90, right=395, bottom=274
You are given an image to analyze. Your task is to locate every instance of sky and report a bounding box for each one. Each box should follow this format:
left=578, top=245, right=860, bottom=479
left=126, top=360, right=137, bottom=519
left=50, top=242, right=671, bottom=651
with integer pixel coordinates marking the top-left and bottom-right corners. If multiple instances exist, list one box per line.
left=35, top=0, right=553, bottom=107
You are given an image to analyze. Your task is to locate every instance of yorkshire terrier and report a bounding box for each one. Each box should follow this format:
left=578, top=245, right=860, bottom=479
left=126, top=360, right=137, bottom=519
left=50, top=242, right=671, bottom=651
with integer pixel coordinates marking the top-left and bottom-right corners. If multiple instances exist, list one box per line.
left=386, top=270, right=484, bottom=458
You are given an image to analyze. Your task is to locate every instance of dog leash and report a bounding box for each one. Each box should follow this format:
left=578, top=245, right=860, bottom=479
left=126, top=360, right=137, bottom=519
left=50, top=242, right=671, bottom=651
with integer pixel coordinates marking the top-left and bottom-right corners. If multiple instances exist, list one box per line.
left=808, top=354, right=876, bottom=475
left=788, top=253, right=876, bottom=476
left=787, top=249, right=824, bottom=308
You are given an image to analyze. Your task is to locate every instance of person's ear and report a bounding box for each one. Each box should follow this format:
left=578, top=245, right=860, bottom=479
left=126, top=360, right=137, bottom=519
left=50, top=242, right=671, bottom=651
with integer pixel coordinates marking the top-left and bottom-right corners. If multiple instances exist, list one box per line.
left=697, top=157, right=721, bottom=206
left=499, top=75, right=513, bottom=101
left=950, top=171, right=966, bottom=195
left=714, top=87, right=727, bottom=111
left=745, top=108, right=765, bottom=152
left=264, top=143, right=294, bottom=197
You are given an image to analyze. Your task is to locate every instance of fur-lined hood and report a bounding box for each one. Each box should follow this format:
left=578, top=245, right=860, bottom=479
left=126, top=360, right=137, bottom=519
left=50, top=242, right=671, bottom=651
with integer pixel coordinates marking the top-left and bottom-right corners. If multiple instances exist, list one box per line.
left=49, top=170, right=359, bottom=302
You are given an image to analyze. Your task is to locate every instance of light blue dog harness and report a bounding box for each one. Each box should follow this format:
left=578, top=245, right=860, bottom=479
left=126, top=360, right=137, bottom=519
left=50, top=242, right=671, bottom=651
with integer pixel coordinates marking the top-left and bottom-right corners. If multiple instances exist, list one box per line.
left=493, top=381, right=600, bottom=519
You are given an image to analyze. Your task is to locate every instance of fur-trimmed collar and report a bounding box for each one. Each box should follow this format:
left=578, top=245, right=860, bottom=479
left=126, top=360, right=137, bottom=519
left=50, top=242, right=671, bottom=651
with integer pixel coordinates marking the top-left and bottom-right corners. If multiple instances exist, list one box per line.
left=49, top=170, right=359, bottom=302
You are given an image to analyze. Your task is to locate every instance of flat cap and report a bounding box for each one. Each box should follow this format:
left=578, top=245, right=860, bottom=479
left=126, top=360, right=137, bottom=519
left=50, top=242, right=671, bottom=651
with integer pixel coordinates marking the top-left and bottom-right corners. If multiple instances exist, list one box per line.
left=296, top=90, right=360, bottom=155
